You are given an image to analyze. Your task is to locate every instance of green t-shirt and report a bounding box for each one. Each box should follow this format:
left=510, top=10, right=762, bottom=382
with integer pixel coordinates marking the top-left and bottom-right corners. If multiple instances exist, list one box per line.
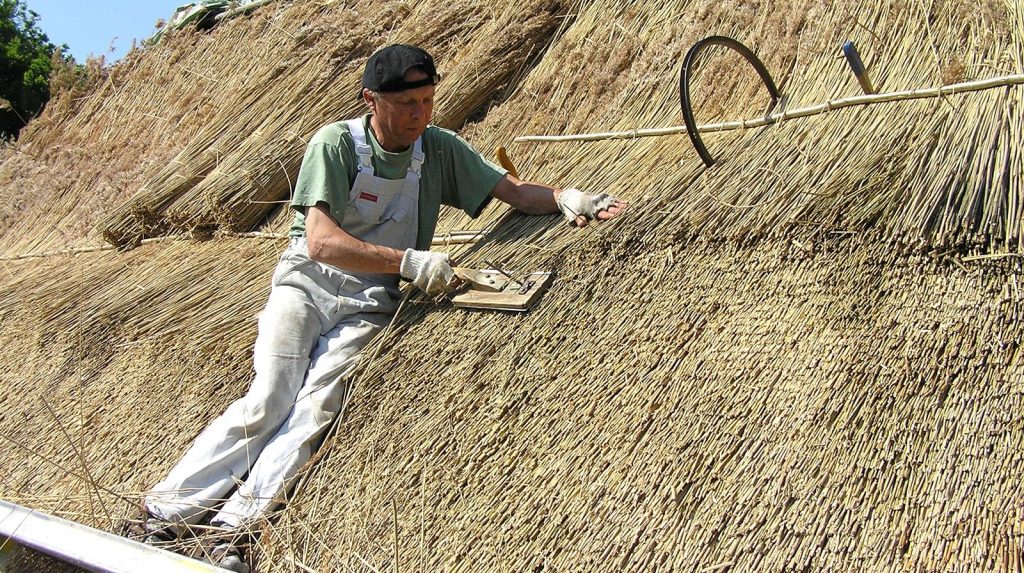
left=289, top=115, right=506, bottom=250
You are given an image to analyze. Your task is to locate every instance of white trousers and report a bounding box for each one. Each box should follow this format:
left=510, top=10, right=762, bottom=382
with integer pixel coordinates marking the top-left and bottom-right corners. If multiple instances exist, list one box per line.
left=145, top=239, right=396, bottom=531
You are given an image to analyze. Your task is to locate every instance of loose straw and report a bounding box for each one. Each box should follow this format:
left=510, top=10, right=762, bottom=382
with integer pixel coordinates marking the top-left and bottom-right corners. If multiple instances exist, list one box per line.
left=513, top=74, right=1024, bottom=144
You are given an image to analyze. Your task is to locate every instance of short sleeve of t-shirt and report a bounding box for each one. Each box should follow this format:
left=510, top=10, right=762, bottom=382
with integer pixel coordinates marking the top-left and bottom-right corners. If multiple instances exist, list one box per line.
left=290, top=122, right=358, bottom=231
left=428, top=127, right=506, bottom=218
left=413, top=127, right=506, bottom=250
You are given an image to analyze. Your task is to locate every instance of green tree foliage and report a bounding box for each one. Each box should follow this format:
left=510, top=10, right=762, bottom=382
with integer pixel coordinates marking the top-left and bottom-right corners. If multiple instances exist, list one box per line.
left=0, top=0, right=60, bottom=140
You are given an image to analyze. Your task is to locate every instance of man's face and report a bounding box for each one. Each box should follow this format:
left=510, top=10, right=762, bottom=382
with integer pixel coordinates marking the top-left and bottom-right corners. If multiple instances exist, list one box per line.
left=365, top=68, right=435, bottom=152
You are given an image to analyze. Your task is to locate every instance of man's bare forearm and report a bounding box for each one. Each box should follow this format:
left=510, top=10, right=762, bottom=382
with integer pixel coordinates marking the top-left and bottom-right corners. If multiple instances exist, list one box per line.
left=491, top=174, right=560, bottom=215
left=304, top=203, right=403, bottom=273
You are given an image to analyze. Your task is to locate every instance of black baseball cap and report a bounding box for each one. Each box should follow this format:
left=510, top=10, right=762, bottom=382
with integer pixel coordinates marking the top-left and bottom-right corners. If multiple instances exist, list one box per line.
left=360, top=44, right=440, bottom=96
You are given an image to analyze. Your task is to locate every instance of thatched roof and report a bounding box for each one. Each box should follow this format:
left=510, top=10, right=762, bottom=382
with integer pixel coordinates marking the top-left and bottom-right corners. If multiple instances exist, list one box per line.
left=1, top=0, right=1021, bottom=571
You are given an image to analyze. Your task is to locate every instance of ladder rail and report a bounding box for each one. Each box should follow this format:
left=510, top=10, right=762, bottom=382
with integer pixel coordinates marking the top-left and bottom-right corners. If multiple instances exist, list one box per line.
left=0, top=499, right=228, bottom=573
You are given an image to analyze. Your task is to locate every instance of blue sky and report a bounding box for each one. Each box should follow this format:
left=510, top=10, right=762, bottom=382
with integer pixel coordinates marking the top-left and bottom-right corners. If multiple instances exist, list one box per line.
left=25, top=1, right=184, bottom=63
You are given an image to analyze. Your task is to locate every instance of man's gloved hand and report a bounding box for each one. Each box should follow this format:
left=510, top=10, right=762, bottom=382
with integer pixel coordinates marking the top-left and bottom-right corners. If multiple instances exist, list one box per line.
left=556, top=188, right=619, bottom=225
left=400, top=249, right=456, bottom=295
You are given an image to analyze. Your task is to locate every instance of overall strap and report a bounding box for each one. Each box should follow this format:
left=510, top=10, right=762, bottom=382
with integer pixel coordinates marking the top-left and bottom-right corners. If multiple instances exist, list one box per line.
left=406, top=136, right=425, bottom=184
left=346, top=118, right=374, bottom=176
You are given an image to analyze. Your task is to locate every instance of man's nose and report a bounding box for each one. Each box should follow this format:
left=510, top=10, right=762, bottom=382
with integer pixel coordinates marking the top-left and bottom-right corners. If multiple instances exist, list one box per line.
left=416, top=100, right=433, bottom=119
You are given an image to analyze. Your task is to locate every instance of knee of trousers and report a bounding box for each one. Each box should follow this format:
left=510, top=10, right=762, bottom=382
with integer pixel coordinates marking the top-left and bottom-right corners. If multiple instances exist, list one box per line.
left=223, top=385, right=300, bottom=436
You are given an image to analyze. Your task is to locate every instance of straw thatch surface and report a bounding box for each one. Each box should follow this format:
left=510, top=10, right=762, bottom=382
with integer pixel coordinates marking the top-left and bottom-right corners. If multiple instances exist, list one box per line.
left=1, top=0, right=1022, bottom=571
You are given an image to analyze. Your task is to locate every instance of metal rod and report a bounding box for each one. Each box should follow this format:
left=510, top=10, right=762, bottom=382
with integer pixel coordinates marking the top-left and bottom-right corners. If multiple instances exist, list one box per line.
left=842, top=41, right=876, bottom=94
left=679, top=35, right=781, bottom=167
left=0, top=499, right=229, bottom=573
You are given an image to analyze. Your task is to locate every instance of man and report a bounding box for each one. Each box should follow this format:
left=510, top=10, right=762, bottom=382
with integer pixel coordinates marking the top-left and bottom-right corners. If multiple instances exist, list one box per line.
left=125, top=44, right=625, bottom=571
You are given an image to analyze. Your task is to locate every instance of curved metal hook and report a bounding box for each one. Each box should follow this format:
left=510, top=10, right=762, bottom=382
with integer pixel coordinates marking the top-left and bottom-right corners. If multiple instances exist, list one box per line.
left=679, top=35, right=780, bottom=167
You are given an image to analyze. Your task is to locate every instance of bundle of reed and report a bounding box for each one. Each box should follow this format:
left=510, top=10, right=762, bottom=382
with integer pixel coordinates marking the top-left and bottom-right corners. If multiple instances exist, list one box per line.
left=91, top=0, right=364, bottom=247
left=428, top=0, right=569, bottom=128
left=644, top=3, right=1023, bottom=251
left=458, top=0, right=1021, bottom=253
left=161, top=65, right=361, bottom=235
left=153, top=0, right=419, bottom=234
left=0, top=3, right=308, bottom=253
left=95, top=79, right=296, bottom=247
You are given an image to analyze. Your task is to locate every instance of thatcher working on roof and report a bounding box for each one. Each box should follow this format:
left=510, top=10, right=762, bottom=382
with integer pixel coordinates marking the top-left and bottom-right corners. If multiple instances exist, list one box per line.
left=126, top=44, right=625, bottom=570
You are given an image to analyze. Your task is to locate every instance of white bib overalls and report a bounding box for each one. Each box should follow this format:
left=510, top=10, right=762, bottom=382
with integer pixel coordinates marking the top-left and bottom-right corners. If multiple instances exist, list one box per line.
left=147, top=119, right=423, bottom=530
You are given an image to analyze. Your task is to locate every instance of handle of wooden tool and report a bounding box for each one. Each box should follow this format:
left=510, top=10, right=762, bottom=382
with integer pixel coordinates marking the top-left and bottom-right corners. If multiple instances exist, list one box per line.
left=495, top=146, right=520, bottom=178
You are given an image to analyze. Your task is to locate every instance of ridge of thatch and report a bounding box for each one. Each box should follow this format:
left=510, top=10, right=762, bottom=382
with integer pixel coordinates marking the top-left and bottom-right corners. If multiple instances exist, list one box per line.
left=1, top=0, right=1022, bottom=572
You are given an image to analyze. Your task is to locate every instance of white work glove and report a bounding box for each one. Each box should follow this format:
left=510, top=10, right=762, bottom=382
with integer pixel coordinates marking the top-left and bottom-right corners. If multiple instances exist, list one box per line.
left=400, top=249, right=456, bottom=295
left=556, top=188, right=618, bottom=225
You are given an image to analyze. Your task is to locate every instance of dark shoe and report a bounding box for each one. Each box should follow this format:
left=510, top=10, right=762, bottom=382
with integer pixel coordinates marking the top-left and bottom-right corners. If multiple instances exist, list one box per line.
left=122, top=510, right=177, bottom=545
left=197, top=538, right=251, bottom=573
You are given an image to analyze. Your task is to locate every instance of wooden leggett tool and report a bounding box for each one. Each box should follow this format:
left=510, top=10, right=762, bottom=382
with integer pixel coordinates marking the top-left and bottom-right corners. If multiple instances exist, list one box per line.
left=451, top=267, right=553, bottom=311
left=447, top=151, right=549, bottom=311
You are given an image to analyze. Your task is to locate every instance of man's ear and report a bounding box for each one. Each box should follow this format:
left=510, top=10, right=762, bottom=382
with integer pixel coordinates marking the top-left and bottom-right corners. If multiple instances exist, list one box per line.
left=362, top=89, right=377, bottom=113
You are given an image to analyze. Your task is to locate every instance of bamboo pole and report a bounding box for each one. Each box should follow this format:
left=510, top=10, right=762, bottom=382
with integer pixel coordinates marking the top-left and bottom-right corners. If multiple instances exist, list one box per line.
left=513, top=74, right=1024, bottom=144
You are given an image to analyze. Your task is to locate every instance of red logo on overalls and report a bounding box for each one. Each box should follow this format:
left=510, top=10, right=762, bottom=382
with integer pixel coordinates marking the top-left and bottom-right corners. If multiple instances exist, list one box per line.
left=358, top=192, right=379, bottom=202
